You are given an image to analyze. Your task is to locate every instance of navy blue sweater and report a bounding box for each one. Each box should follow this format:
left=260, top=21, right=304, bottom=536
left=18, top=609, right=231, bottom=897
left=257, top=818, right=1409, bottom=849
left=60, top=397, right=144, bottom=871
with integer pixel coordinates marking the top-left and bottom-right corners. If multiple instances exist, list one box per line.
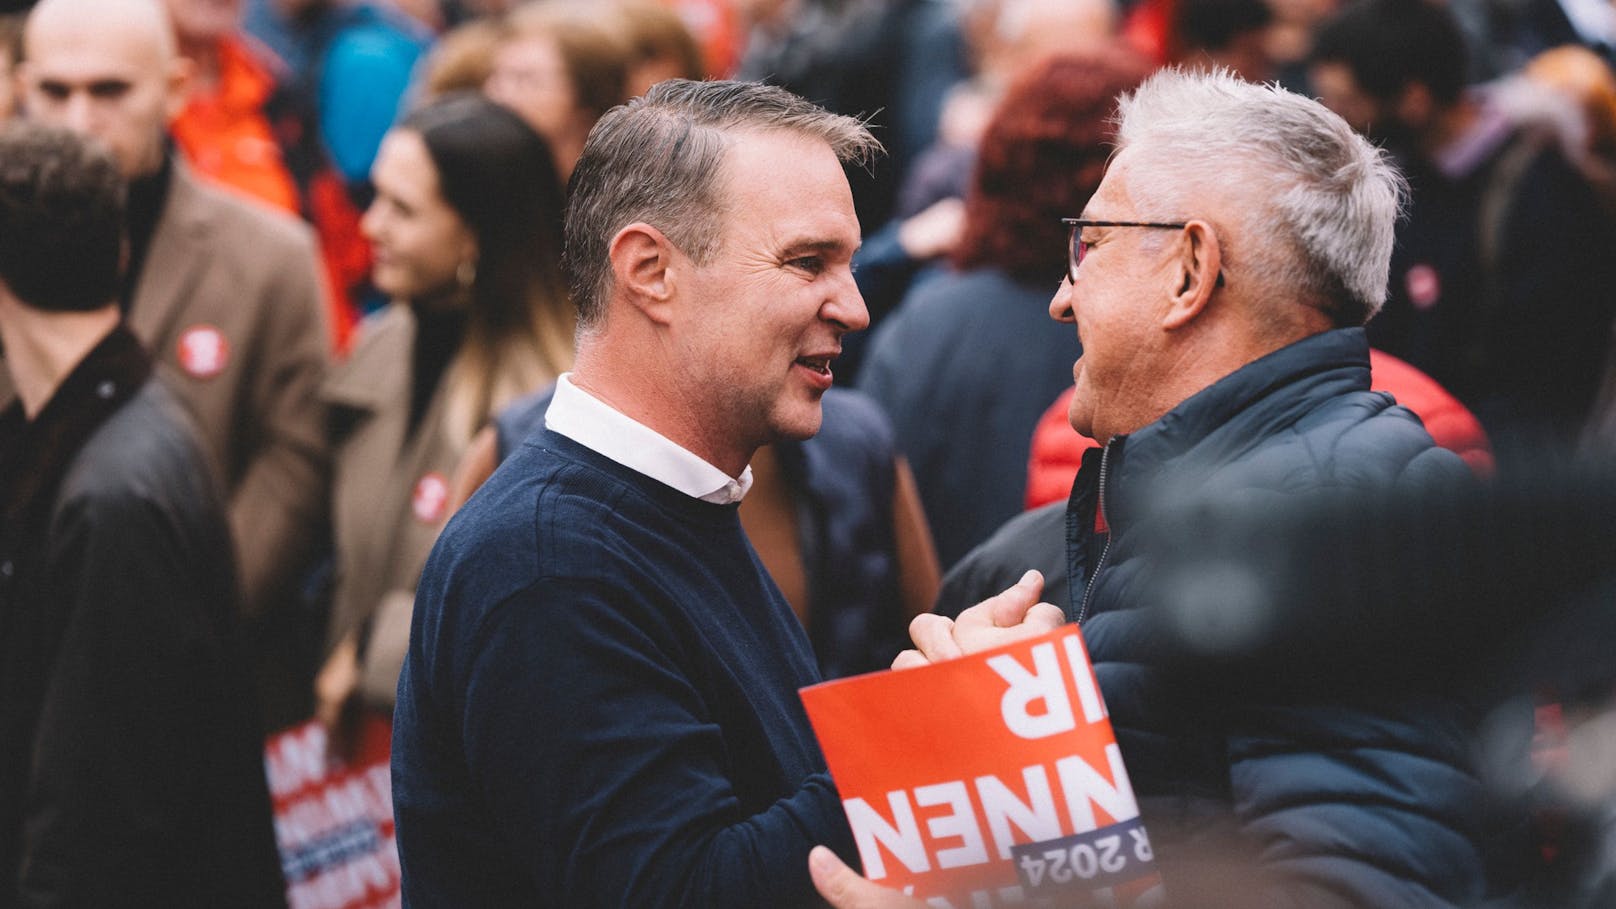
left=392, top=430, right=856, bottom=907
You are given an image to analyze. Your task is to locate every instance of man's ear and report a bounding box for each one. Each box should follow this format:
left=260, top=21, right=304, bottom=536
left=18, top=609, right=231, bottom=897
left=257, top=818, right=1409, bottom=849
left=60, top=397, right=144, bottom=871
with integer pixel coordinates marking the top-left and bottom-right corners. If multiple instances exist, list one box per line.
left=607, top=222, right=677, bottom=325
left=162, top=57, right=195, bottom=125
left=1162, top=219, right=1221, bottom=330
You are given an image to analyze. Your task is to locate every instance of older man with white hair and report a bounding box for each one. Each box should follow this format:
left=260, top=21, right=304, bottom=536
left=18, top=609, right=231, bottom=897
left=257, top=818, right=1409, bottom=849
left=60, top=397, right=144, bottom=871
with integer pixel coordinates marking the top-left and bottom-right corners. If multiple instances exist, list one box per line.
left=812, top=68, right=1495, bottom=908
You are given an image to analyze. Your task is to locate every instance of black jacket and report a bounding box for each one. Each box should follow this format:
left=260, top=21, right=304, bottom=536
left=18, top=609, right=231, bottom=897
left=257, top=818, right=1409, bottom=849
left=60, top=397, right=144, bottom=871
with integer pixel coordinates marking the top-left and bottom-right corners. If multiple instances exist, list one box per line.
left=0, top=326, right=283, bottom=908
left=939, top=328, right=1493, bottom=907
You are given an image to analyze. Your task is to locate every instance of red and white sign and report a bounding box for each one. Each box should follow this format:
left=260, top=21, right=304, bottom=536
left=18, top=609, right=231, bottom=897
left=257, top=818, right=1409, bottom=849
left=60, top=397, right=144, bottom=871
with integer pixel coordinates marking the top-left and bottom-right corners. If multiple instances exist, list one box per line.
left=176, top=324, right=230, bottom=379
left=801, top=626, right=1161, bottom=908
left=411, top=473, right=448, bottom=525
left=264, top=717, right=399, bottom=909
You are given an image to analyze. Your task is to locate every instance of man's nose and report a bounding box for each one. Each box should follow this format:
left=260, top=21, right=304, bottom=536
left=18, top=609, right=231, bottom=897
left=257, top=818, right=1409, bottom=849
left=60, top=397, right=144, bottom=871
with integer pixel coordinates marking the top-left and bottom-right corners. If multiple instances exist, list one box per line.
left=60, top=93, right=97, bottom=136
left=359, top=203, right=383, bottom=243
left=1049, top=277, right=1076, bottom=323
left=826, top=273, right=870, bottom=333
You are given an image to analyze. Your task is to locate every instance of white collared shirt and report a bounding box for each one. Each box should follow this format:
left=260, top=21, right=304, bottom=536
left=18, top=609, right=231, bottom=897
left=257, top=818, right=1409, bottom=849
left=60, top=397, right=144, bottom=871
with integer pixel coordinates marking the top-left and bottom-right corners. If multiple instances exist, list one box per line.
left=544, top=373, right=753, bottom=505
left=1560, top=0, right=1616, bottom=48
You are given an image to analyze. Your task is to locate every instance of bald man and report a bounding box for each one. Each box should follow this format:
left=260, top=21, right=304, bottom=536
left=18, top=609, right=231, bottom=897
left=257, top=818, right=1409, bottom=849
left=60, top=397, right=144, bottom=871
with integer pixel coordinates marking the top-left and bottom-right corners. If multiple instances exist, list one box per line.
left=13, top=0, right=331, bottom=731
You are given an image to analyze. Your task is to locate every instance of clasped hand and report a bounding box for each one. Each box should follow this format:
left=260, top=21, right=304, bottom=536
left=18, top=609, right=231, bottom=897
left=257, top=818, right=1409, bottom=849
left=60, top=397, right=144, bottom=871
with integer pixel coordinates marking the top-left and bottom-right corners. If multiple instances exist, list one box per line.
left=810, top=570, right=1068, bottom=908
left=892, top=569, right=1066, bottom=669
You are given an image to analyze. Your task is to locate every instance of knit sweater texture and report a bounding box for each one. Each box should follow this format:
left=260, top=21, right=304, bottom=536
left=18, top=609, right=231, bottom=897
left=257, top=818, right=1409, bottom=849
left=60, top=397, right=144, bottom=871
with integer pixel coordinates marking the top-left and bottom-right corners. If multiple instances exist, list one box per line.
left=392, top=429, right=855, bottom=907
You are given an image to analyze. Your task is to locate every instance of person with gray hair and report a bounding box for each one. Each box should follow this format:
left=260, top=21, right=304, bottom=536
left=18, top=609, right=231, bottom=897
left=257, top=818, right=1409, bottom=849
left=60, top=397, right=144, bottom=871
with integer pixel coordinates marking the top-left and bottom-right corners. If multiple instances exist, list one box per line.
left=392, top=79, right=1051, bottom=907
left=1109, top=64, right=1404, bottom=329
left=811, top=68, right=1499, bottom=908
left=562, top=77, right=882, bottom=333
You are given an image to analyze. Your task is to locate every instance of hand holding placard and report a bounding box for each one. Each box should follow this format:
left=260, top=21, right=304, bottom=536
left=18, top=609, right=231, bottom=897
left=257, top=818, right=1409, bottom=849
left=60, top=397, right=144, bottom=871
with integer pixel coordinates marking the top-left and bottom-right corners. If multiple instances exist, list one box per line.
left=895, top=570, right=1067, bottom=670
left=802, top=625, right=1161, bottom=908
left=809, top=846, right=927, bottom=909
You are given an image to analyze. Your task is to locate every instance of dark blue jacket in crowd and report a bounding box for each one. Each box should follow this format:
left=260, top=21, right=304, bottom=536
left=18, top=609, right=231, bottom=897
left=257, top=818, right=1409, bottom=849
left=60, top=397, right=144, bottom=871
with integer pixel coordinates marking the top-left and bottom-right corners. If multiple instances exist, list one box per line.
left=859, top=266, right=1079, bottom=568
left=940, top=327, right=1498, bottom=906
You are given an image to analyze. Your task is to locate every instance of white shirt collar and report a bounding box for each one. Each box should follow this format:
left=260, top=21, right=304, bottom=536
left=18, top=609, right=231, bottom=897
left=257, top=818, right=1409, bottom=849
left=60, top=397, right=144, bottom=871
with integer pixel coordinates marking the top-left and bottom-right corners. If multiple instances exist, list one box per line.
left=1559, top=0, right=1616, bottom=47
left=544, top=373, right=753, bottom=505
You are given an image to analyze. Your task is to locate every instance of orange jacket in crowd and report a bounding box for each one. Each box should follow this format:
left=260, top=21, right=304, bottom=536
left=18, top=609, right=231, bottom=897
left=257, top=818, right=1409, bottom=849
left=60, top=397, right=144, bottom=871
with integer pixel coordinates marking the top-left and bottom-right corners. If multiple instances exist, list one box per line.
left=171, top=34, right=368, bottom=353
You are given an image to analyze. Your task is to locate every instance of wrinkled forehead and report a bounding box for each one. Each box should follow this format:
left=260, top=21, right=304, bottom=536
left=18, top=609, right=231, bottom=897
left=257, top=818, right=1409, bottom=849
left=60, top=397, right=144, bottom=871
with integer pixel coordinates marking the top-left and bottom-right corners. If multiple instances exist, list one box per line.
left=1080, top=150, right=1141, bottom=219
left=709, top=128, right=860, bottom=244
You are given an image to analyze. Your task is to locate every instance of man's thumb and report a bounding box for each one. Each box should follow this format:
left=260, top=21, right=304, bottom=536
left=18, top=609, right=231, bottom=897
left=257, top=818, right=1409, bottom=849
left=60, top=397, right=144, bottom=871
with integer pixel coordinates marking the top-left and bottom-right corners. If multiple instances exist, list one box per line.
left=992, top=569, right=1045, bottom=626
left=809, top=845, right=879, bottom=908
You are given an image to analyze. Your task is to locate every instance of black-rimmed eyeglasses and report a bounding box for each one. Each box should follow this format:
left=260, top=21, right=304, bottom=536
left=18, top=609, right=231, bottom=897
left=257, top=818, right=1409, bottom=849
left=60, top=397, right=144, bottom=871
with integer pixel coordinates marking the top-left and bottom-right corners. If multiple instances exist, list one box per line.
left=1062, top=218, right=1190, bottom=283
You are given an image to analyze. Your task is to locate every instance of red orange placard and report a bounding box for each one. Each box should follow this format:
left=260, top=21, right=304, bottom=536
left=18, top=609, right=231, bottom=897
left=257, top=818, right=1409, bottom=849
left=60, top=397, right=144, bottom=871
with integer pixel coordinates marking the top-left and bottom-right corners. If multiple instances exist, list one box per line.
left=801, top=626, right=1162, bottom=907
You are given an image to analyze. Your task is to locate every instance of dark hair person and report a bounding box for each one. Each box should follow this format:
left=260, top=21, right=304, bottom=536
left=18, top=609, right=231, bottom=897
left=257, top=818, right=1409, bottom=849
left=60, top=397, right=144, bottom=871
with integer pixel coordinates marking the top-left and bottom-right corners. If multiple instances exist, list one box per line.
left=485, top=0, right=631, bottom=181
left=613, top=0, right=705, bottom=96
left=0, top=122, right=285, bottom=906
left=952, top=48, right=1151, bottom=279
left=0, top=122, right=123, bottom=312
left=316, top=92, right=574, bottom=732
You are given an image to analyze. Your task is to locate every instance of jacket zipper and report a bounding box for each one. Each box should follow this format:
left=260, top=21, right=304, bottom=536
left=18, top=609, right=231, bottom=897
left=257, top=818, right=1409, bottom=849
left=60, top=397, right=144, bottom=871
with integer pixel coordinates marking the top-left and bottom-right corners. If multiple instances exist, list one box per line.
left=1077, top=439, right=1115, bottom=625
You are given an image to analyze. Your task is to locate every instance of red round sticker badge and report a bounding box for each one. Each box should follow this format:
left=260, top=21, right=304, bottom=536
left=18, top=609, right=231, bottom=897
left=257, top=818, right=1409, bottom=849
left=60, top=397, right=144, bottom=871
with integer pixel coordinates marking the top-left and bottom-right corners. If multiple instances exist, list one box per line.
left=412, top=472, right=449, bottom=524
left=1405, top=264, right=1441, bottom=311
left=176, top=325, right=230, bottom=379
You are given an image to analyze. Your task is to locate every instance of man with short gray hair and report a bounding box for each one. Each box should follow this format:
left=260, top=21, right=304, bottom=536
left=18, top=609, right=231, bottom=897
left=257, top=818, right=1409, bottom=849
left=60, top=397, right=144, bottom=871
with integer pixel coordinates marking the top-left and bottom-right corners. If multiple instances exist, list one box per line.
left=813, top=68, right=1494, bottom=907
left=393, top=79, right=967, bottom=907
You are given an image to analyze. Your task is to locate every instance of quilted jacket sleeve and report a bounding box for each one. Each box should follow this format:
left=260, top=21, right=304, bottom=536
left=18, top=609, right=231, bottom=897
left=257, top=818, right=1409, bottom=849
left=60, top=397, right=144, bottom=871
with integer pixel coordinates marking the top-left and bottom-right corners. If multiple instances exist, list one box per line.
left=1224, top=696, right=1490, bottom=908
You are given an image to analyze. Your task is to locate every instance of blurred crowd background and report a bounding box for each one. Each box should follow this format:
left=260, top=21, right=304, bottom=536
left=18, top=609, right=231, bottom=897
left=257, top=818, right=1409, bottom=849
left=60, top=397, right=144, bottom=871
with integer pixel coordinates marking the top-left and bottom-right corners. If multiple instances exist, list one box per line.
left=6, top=0, right=1616, bottom=904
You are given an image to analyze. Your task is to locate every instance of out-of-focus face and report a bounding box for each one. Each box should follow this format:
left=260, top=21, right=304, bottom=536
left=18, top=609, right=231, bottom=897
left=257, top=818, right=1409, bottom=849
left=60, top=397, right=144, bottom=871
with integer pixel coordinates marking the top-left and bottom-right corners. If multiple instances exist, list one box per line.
left=1309, top=60, right=1386, bottom=137
left=21, top=10, right=184, bottom=178
left=361, top=129, right=478, bottom=306
left=1201, top=30, right=1275, bottom=85
left=1052, top=151, right=1181, bottom=443
left=981, top=0, right=1115, bottom=82
left=162, top=0, right=242, bottom=44
left=673, top=129, right=868, bottom=454
left=485, top=33, right=578, bottom=143
left=1310, top=60, right=1427, bottom=149
left=627, top=53, right=685, bottom=99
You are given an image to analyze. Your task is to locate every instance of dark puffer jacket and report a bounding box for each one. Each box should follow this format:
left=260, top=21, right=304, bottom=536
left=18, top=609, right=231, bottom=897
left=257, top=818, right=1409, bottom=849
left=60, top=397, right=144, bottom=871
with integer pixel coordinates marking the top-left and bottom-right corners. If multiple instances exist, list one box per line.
left=941, top=327, right=1490, bottom=907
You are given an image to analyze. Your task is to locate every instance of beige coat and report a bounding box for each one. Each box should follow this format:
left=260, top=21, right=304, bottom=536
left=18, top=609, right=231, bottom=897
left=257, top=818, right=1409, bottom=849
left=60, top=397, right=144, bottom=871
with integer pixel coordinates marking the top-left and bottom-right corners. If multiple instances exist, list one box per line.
left=323, top=304, right=466, bottom=707
left=135, top=163, right=331, bottom=618
left=1, top=162, right=330, bottom=619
